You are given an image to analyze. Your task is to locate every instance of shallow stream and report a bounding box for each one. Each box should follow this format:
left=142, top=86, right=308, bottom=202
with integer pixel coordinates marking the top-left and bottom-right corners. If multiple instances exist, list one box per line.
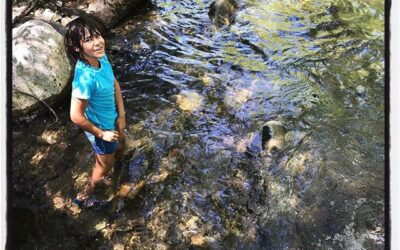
left=11, top=0, right=385, bottom=249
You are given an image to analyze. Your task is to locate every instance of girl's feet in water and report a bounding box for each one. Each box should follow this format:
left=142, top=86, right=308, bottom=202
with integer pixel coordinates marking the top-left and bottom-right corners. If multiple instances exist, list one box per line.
left=74, top=177, right=96, bottom=208
left=97, top=167, right=114, bottom=188
left=73, top=196, right=100, bottom=208
left=73, top=168, right=116, bottom=209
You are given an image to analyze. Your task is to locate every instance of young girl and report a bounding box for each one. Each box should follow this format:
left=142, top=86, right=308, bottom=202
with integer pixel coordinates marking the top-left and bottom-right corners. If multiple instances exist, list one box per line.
left=64, top=17, right=126, bottom=207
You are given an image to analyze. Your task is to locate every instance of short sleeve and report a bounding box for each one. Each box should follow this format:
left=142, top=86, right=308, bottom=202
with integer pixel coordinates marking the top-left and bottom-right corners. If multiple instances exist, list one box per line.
left=71, top=69, right=95, bottom=99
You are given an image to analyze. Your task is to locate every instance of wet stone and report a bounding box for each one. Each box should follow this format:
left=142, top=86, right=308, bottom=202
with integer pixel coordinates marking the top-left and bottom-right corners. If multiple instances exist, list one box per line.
left=190, top=234, right=207, bottom=247
left=262, top=120, right=287, bottom=154
left=209, top=0, right=238, bottom=28
left=356, top=85, right=366, bottom=97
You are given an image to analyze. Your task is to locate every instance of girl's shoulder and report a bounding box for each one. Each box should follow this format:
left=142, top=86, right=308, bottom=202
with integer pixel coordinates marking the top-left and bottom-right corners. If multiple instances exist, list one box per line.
left=73, top=61, right=95, bottom=85
left=75, top=60, right=90, bottom=71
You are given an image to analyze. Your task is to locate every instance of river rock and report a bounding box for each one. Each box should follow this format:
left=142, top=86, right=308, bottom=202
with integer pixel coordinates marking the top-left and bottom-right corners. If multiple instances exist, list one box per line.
left=208, top=0, right=238, bottom=28
left=76, top=0, right=143, bottom=29
left=262, top=121, right=286, bottom=154
left=61, top=17, right=73, bottom=27
left=356, top=85, right=366, bottom=98
left=190, top=235, right=207, bottom=246
left=12, top=5, right=26, bottom=20
left=36, top=8, right=57, bottom=22
left=175, top=90, right=204, bottom=112
left=12, top=19, right=72, bottom=117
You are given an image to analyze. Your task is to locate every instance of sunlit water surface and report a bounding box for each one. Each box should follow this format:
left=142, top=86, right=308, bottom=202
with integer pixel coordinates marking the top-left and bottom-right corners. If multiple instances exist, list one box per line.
left=99, top=0, right=384, bottom=248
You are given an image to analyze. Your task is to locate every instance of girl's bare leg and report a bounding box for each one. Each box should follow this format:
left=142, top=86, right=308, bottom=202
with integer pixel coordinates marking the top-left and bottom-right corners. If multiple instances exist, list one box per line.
left=77, top=153, right=115, bottom=200
left=91, top=153, right=115, bottom=183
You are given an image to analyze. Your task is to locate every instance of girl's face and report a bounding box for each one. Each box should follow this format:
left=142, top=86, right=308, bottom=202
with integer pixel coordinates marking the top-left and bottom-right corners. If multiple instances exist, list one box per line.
left=79, top=29, right=105, bottom=61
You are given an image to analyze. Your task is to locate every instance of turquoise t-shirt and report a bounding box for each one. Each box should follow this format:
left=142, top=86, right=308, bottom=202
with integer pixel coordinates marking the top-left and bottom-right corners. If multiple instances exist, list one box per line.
left=71, top=54, right=118, bottom=130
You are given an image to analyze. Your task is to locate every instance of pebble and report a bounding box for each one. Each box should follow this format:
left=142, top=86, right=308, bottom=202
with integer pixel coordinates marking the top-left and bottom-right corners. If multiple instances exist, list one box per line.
left=34, top=8, right=45, bottom=16
left=190, top=235, right=206, bottom=246
left=356, top=85, right=366, bottom=97
left=55, top=1, right=63, bottom=7
left=52, top=196, right=65, bottom=209
left=113, top=244, right=124, bottom=250
left=61, top=17, right=72, bottom=26
left=42, top=8, right=56, bottom=21
left=95, top=221, right=107, bottom=231
left=12, top=5, right=26, bottom=18
left=52, top=14, right=62, bottom=22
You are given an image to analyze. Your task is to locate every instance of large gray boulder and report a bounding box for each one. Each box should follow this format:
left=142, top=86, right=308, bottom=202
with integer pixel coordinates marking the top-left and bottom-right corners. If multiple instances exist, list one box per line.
left=12, top=19, right=72, bottom=117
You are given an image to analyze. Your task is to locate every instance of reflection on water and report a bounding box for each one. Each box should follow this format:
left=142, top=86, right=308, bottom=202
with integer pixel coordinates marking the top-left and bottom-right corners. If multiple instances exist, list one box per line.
left=107, top=0, right=385, bottom=248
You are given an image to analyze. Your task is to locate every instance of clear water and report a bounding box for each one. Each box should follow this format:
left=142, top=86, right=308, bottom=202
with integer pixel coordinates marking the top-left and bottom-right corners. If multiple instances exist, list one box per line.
left=102, top=0, right=385, bottom=248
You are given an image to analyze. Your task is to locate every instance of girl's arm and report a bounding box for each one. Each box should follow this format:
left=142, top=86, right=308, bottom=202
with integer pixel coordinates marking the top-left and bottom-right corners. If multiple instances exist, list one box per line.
left=70, top=97, right=119, bottom=142
left=114, top=78, right=126, bottom=130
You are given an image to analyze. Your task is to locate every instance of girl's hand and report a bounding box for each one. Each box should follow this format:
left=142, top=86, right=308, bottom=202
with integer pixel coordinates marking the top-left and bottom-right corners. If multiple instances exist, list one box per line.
left=100, top=130, right=119, bottom=142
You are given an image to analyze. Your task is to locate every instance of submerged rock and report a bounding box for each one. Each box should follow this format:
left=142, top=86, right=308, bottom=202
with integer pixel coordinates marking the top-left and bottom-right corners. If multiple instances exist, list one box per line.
left=175, top=90, right=204, bottom=112
left=208, top=0, right=238, bottom=28
left=262, top=120, right=286, bottom=154
left=106, top=147, right=181, bottom=213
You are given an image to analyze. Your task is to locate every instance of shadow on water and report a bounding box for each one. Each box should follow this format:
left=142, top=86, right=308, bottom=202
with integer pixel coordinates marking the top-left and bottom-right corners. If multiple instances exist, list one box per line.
left=11, top=0, right=385, bottom=249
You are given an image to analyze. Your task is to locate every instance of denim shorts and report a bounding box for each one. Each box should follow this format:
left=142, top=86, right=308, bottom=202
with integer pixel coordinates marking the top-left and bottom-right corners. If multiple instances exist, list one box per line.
left=84, top=131, right=118, bottom=155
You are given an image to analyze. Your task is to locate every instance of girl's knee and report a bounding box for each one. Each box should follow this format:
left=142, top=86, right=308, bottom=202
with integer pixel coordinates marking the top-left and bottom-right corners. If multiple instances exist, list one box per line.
left=95, top=153, right=115, bottom=167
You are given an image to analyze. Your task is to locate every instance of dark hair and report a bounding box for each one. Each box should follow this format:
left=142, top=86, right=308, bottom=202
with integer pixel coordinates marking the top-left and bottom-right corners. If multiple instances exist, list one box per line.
left=64, top=17, right=103, bottom=65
